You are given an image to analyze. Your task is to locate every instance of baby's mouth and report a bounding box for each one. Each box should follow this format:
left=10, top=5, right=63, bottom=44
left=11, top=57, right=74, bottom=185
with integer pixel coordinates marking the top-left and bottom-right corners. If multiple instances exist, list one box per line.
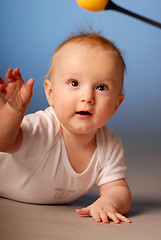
left=76, top=111, right=92, bottom=116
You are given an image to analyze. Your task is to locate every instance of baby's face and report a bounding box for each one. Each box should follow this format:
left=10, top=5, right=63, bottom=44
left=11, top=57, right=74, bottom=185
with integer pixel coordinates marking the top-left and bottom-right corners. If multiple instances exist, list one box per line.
left=45, top=42, right=124, bottom=136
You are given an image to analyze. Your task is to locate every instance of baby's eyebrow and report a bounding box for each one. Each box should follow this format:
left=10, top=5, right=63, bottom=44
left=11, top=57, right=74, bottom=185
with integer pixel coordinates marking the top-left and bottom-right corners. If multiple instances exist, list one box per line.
left=97, top=77, right=114, bottom=84
left=62, top=72, right=79, bottom=78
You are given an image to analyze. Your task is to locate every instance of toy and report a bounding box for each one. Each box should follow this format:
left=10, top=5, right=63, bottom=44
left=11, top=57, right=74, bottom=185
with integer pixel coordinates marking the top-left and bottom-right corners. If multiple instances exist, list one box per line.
left=76, top=0, right=161, bottom=28
left=76, top=0, right=109, bottom=11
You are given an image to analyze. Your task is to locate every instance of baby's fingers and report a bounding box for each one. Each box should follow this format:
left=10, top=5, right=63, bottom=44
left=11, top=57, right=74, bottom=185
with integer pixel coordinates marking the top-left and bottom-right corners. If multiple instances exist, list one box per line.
left=13, top=68, right=24, bottom=82
left=92, top=211, right=102, bottom=222
left=107, top=211, right=131, bottom=224
left=76, top=208, right=90, bottom=216
left=25, top=78, right=34, bottom=92
left=99, top=210, right=109, bottom=223
left=76, top=208, right=101, bottom=222
left=6, top=68, right=23, bottom=83
left=116, top=213, right=131, bottom=223
left=5, top=68, right=15, bottom=83
left=76, top=207, right=131, bottom=224
left=0, top=76, right=7, bottom=97
left=107, top=211, right=120, bottom=224
left=0, top=76, right=7, bottom=88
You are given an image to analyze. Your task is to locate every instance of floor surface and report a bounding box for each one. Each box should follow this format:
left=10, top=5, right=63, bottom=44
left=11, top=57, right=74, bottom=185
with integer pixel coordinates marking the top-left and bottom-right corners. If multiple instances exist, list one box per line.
left=0, top=186, right=161, bottom=240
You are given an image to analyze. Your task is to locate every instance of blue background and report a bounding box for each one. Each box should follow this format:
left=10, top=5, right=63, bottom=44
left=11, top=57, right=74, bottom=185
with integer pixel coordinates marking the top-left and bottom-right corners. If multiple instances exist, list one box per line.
left=0, top=0, right=161, bottom=196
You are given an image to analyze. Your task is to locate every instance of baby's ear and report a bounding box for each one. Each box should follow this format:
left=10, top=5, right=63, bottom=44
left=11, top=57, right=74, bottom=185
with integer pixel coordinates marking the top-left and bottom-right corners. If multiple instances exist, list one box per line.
left=44, top=79, right=54, bottom=106
left=113, top=94, right=124, bottom=115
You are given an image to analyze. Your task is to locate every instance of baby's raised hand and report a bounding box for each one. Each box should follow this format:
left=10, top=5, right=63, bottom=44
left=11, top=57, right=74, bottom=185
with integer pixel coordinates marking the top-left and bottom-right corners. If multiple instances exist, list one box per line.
left=76, top=196, right=131, bottom=224
left=0, top=68, right=34, bottom=113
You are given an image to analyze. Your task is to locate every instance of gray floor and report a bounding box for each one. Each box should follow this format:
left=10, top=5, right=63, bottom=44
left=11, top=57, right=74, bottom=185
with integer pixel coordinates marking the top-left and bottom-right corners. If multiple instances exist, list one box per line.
left=0, top=133, right=161, bottom=240
left=0, top=186, right=161, bottom=240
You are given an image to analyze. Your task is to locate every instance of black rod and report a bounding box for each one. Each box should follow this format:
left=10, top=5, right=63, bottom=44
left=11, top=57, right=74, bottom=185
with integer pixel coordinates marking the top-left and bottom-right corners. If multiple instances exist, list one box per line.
left=106, top=0, right=161, bottom=29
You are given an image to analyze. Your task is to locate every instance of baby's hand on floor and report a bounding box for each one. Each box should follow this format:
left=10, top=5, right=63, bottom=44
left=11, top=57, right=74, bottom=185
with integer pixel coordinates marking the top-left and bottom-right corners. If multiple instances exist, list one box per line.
left=76, top=196, right=131, bottom=224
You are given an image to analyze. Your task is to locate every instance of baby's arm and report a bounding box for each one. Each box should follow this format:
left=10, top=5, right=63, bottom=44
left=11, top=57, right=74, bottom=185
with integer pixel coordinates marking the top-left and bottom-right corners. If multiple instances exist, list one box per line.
left=0, top=68, right=34, bottom=152
left=76, top=179, right=132, bottom=224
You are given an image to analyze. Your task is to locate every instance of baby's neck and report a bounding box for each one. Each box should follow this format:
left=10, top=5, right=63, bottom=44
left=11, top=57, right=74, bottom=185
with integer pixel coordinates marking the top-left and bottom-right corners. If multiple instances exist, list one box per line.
left=61, top=127, right=97, bottom=174
left=61, top=127, right=97, bottom=148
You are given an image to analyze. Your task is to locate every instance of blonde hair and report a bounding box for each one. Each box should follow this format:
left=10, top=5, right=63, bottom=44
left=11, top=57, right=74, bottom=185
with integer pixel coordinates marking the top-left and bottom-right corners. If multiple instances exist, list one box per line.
left=46, top=30, right=126, bottom=83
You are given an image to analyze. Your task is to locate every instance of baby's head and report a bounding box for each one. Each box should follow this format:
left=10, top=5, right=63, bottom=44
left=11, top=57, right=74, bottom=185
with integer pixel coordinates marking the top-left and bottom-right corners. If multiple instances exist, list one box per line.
left=44, top=31, right=126, bottom=134
left=46, top=31, right=125, bottom=93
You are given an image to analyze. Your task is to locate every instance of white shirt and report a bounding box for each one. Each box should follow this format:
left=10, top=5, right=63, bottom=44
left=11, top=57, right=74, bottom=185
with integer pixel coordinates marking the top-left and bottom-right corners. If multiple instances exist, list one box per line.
left=0, top=107, right=127, bottom=204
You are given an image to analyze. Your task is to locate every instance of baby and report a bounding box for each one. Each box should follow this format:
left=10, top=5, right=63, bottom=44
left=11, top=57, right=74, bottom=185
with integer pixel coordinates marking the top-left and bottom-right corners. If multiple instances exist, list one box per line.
left=0, top=31, right=131, bottom=224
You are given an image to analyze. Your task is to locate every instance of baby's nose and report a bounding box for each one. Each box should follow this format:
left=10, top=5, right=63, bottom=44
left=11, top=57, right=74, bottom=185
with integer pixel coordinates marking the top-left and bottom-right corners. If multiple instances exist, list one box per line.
left=80, top=88, right=95, bottom=104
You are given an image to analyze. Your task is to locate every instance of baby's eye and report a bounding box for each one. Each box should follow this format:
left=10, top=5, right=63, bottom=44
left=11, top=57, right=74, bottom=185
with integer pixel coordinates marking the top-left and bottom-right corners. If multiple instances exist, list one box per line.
left=69, top=80, right=79, bottom=87
left=96, top=85, right=108, bottom=91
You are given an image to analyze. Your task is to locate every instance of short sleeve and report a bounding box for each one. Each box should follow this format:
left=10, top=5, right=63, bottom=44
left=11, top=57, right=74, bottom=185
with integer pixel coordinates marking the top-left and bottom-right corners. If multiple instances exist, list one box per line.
left=12, top=107, right=60, bottom=161
left=95, top=128, right=127, bottom=186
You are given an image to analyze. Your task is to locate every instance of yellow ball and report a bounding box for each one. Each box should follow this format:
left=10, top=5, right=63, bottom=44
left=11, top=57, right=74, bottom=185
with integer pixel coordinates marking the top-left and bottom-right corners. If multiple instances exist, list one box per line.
left=76, top=0, right=109, bottom=12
